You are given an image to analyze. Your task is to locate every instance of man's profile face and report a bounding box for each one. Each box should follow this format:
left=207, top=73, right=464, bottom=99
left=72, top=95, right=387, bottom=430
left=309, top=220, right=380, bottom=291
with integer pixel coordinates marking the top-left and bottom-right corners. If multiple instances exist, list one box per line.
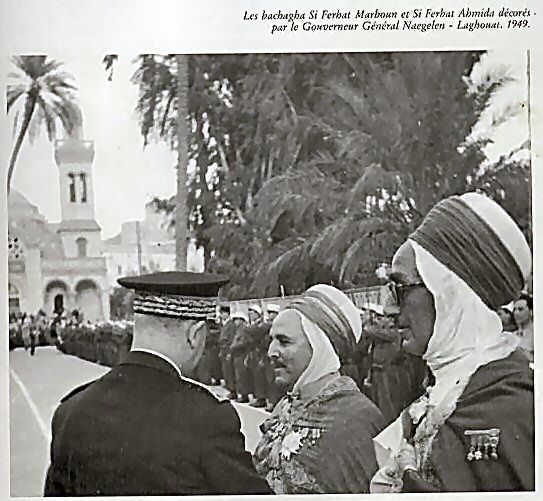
left=268, top=311, right=278, bottom=322
left=268, top=310, right=312, bottom=389
left=513, top=299, right=532, bottom=325
left=249, top=310, right=260, bottom=324
left=390, top=241, right=436, bottom=357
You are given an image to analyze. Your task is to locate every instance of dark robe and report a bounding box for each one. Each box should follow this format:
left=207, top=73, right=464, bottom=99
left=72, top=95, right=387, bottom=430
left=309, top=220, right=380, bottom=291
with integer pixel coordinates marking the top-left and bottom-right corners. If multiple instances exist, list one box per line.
left=254, top=375, right=385, bottom=494
left=403, top=350, right=534, bottom=492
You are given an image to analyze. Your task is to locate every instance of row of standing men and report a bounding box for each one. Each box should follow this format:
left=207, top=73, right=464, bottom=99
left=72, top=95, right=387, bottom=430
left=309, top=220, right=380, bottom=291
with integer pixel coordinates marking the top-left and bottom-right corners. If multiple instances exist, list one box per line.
left=196, top=302, right=428, bottom=423
left=198, top=304, right=281, bottom=411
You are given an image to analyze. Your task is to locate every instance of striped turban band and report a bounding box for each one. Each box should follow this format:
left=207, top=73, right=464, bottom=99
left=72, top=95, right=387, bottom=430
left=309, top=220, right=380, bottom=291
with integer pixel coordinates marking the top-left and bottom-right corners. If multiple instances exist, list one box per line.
left=286, top=287, right=360, bottom=362
left=411, top=194, right=530, bottom=311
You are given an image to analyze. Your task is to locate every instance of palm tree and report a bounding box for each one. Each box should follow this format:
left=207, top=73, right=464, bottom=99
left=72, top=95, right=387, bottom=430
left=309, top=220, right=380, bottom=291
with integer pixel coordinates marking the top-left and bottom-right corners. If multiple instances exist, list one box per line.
left=129, top=54, right=190, bottom=271
left=175, top=55, right=189, bottom=271
left=6, top=55, right=80, bottom=193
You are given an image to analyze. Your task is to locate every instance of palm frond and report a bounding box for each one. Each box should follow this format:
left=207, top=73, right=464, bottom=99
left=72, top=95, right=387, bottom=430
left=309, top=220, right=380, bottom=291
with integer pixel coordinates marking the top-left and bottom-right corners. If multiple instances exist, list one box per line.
left=35, top=95, right=57, bottom=141
left=103, top=55, right=118, bottom=81
left=7, top=85, right=25, bottom=113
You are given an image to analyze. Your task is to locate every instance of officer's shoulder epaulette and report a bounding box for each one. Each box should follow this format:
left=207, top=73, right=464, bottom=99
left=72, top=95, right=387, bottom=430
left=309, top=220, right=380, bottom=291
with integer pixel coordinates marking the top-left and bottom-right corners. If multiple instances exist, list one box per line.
left=180, top=376, right=229, bottom=402
left=60, top=380, right=96, bottom=403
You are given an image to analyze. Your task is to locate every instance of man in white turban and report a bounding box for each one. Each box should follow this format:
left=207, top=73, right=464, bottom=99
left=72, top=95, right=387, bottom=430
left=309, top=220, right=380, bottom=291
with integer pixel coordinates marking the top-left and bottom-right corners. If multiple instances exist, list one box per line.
left=253, top=284, right=384, bottom=494
left=371, top=192, right=534, bottom=492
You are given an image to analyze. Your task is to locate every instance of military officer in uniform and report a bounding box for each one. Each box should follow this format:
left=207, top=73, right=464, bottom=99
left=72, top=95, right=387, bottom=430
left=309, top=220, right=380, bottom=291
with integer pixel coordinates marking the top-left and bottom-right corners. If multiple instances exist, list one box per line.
left=44, top=271, right=271, bottom=496
left=246, top=304, right=268, bottom=408
left=230, top=311, right=252, bottom=403
left=262, top=304, right=282, bottom=411
left=218, top=305, right=236, bottom=398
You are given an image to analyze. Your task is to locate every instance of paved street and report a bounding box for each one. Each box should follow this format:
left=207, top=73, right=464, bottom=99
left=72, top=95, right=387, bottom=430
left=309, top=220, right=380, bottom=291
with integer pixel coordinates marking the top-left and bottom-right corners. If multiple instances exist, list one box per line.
left=9, top=347, right=268, bottom=497
left=9, top=347, right=109, bottom=497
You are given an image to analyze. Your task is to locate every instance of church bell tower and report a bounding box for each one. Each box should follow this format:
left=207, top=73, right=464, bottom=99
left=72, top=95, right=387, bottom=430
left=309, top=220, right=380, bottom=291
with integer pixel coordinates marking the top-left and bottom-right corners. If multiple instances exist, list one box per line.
left=54, top=113, right=102, bottom=258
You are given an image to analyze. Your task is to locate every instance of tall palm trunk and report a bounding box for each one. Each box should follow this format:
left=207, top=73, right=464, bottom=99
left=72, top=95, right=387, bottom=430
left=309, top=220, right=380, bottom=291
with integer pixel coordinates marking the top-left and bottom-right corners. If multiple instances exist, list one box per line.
left=7, top=94, right=37, bottom=193
left=175, top=55, right=189, bottom=271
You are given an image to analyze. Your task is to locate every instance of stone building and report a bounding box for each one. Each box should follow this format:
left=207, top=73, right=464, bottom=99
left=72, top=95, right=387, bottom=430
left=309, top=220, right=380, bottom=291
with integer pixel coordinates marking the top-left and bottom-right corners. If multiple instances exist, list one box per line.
left=102, top=202, right=204, bottom=286
left=8, top=124, right=204, bottom=322
left=8, top=128, right=110, bottom=322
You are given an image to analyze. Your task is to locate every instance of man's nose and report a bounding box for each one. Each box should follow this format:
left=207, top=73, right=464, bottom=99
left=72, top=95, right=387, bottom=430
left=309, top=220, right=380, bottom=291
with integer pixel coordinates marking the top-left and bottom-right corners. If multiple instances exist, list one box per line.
left=268, top=340, right=278, bottom=359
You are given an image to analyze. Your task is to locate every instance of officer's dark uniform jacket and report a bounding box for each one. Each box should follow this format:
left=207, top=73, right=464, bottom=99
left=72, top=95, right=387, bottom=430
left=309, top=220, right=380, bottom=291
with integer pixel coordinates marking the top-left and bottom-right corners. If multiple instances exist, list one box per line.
left=44, top=350, right=271, bottom=496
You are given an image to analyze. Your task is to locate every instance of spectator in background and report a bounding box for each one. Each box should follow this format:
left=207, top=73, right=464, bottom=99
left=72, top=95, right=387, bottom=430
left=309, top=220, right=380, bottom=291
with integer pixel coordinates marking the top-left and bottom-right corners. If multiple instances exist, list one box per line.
left=218, top=305, right=236, bottom=399
left=266, top=304, right=280, bottom=323
left=50, top=314, right=62, bottom=351
left=29, top=314, right=38, bottom=356
left=22, top=313, right=32, bottom=352
left=36, top=310, right=49, bottom=346
left=246, top=304, right=268, bottom=408
left=196, top=317, right=221, bottom=385
left=497, top=306, right=517, bottom=332
left=513, top=293, right=533, bottom=363
left=360, top=304, right=426, bottom=426
left=70, top=309, right=82, bottom=326
left=230, top=311, right=252, bottom=403
left=340, top=344, right=360, bottom=387
left=9, top=313, right=18, bottom=351
left=207, top=317, right=222, bottom=385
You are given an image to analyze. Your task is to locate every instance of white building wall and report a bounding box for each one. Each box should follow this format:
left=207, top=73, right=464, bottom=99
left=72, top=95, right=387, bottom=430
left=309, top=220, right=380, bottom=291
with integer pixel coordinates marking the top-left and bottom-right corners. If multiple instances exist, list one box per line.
left=104, top=239, right=203, bottom=288
left=24, top=247, right=43, bottom=313
left=60, top=231, right=103, bottom=258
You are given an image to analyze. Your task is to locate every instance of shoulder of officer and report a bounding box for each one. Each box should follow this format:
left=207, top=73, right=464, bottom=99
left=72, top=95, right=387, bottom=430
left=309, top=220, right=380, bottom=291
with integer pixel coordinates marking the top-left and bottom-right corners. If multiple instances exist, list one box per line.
left=180, top=376, right=230, bottom=403
left=60, top=380, right=96, bottom=403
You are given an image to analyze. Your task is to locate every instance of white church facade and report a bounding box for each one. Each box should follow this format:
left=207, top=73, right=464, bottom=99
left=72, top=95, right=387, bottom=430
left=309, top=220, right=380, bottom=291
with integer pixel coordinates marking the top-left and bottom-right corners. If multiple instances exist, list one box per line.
left=8, top=126, right=204, bottom=322
left=8, top=131, right=110, bottom=322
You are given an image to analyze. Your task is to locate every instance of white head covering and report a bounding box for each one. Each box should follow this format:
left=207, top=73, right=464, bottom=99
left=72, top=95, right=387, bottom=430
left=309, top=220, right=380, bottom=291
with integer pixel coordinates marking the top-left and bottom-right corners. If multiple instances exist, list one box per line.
left=231, top=311, right=249, bottom=323
left=410, top=192, right=531, bottom=408
left=266, top=303, right=281, bottom=314
left=372, top=193, right=531, bottom=475
left=248, top=304, right=262, bottom=315
left=290, top=284, right=362, bottom=393
left=291, top=310, right=342, bottom=392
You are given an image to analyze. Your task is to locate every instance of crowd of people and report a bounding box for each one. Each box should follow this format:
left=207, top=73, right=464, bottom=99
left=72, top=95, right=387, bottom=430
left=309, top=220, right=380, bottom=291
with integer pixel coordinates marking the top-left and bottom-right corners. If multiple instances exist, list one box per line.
left=15, top=191, right=535, bottom=495
left=9, top=308, right=86, bottom=354
left=195, top=304, right=281, bottom=411
left=193, top=304, right=428, bottom=422
left=195, top=287, right=532, bottom=425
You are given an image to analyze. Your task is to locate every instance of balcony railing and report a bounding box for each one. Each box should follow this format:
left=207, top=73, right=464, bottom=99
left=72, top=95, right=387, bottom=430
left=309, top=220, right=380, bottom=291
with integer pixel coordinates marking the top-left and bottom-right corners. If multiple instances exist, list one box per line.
left=54, top=139, right=95, bottom=164
left=41, top=256, right=107, bottom=273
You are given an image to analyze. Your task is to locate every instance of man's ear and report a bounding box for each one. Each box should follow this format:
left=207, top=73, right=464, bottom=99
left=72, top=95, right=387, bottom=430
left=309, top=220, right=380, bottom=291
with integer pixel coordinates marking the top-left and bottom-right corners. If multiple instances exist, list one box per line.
left=186, top=320, right=206, bottom=349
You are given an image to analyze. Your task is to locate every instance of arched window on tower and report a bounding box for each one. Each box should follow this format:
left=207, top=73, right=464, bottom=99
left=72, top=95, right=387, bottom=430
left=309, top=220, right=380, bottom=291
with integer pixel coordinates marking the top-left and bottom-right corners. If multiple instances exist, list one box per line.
left=76, top=237, right=88, bottom=257
left=79, top=173, right=88, bottom=203
left=69, top=173, right=76, bottom=202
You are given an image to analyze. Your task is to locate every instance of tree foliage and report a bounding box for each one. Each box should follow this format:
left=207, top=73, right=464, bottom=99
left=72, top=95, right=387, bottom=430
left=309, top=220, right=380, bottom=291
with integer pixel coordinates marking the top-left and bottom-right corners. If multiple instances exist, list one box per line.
left=129, top=52, right=530, bottom=299
left=7, top=55, right=80, bottom=192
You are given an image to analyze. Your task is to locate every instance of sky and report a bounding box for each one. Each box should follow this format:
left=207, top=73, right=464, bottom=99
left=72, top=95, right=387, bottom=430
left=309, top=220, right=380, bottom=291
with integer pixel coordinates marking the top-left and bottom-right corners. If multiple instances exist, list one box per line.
left=9, top=52, right=177, bottom=239
left=7, top=49, right=529, bottom=239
